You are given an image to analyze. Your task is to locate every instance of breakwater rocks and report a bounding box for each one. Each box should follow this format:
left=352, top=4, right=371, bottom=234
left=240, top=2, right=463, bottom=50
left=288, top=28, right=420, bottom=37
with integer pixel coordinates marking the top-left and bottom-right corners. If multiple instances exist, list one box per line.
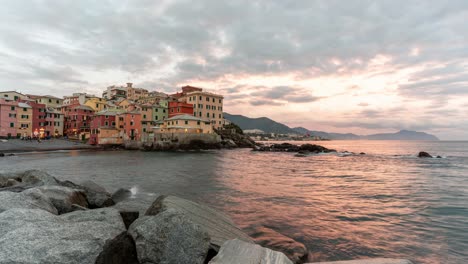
left=254, top=143, right=337, bottom=154
left=0, top=170, right=413, bottom=264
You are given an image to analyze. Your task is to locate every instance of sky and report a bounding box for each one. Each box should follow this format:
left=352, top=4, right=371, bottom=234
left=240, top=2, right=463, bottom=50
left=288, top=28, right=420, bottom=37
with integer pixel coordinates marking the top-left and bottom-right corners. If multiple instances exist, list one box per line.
left=1, top=0, right=468, bottom=140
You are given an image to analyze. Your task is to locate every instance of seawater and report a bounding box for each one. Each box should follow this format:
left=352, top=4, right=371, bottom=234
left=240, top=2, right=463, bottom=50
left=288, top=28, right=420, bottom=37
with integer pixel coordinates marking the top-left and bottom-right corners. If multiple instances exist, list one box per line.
left=1, top=140, right=467, bottom=264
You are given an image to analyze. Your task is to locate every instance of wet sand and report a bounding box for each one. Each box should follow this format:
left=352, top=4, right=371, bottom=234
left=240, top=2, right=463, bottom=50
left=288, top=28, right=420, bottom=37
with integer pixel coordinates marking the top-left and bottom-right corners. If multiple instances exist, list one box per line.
left=0, top=139, right=98, bottom=153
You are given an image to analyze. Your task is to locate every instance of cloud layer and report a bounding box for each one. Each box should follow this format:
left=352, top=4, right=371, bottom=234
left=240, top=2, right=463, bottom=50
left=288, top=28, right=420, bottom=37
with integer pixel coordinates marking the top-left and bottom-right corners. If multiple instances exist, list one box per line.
left=1, top=0, right=468, bottom=139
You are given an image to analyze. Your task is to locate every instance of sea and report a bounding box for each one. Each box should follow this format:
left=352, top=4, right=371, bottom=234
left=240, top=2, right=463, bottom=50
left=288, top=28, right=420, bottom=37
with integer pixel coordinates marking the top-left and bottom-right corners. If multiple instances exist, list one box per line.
left=1, top=140, right=467, bottom=264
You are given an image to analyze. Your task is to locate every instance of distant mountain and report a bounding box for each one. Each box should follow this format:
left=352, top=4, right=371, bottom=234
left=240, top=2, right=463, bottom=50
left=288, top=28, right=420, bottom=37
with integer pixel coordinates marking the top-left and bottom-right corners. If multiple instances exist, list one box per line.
left=224, top=113, right=439, bottom=140
left=223, top=113, right=296, bottom=134
left=362, top=130, right=439, bottom=140
left=293, top=127, right=439, bottom=140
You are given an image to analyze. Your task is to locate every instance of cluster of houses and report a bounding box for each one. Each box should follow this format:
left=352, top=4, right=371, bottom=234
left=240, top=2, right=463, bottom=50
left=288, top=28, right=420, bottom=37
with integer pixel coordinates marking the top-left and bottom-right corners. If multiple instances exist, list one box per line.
left=0, top=84, right=228, bottom=145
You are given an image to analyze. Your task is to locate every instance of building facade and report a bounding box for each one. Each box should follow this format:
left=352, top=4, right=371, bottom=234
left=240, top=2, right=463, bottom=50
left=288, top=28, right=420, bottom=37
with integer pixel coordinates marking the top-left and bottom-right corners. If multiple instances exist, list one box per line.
left=0, top=99, right=18, bottom=138
left=168, top=101, right=194, bottom=118
left=179, top=86, right=224, bottom=128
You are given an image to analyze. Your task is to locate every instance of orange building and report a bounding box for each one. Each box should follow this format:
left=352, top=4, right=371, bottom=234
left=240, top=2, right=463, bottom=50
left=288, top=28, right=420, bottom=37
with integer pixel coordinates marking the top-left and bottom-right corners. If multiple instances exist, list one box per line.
left=116, top=111, right=142, bottom=141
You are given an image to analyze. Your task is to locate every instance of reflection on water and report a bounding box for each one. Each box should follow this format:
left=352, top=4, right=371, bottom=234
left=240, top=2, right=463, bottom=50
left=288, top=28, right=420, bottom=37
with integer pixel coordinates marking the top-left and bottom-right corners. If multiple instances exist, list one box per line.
left=1, top=141, right=468, bottom=264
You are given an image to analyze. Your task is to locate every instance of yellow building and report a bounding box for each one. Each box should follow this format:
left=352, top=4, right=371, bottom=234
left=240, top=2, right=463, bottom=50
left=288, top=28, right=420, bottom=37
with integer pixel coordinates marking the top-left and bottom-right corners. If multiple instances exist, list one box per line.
left=30, top=95, right=63, bottom=108
left=154, top=114, right=213, bottom=134
left=16, top=102, right=33, bottom=137
left=85, top=97, right=108, bottom=112
left=0, top=91, right=27, bottom=101
left=179, top=87, right=224, bottom=128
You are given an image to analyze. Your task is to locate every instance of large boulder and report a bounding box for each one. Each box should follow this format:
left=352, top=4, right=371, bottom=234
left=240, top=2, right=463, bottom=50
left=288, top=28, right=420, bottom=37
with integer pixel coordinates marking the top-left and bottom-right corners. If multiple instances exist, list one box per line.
left=0, top=208, right=127, bottom=264
left=250, top=226, right=308, bottom=263
left=209, top=238, right=293, bottom=264
left=21, top=170, right=59, bottom=186
left=0, top=170, right=59, bottom=192
left=35, top=185, right=88, bottom=214
left=0, top=188, right=58, bottom=214
left=145, top=195, right=254, bottom=250
left=417, top=151, right=432, bottom=158
left=95, top=232, right=139, bottom=264
left=305, top=259, right=413, bottom=264
left=111, top=188, right=132, bottom=203
left=129, top=208, right=211, bottom=264
left=58, top=180, right=115, bottom=208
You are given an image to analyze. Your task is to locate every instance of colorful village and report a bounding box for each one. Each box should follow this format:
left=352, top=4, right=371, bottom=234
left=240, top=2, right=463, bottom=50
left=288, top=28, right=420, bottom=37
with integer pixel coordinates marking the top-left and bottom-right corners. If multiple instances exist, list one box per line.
left=0, top=84, right=231, bottom=147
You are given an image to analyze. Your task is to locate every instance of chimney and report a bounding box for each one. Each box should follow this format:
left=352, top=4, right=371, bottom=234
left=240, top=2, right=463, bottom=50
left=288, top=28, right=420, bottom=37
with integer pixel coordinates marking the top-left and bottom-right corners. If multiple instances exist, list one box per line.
left=127, top=83, right=133, bottom=88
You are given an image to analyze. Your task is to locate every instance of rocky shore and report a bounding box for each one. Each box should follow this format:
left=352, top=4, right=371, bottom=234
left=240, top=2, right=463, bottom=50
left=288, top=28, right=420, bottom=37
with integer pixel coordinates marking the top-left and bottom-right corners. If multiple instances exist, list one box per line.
left=0, top=170, right=413, bottom=264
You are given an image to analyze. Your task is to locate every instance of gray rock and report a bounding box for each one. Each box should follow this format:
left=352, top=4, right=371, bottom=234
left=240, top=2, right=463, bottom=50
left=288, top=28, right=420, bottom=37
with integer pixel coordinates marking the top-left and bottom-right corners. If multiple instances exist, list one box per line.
left=0, top=152, right=4, bottom=157
left=5, top=178, right=20, bottom=187
left=0, top=188, right=58, bottom=214
left=0, top=170, right=59, bottom=192
left=112, top=188, right=132, bottom=203
left=80, top=180, right=115, bottom=208
left=305, top=258, right=413, bottom=264
left=129, top=208, right=211, bottom=264
left=35, top=185, right=88, bottom=214
left=59, top=180, right=115, bottom=208
left=209, top=238, right=293, bottom=264
left=21, top=170, right=59, bottom=186
left=0, top=208, right=126, bottom=264
left=250, top=226, right=308, bottom=263
left=112, top=194, right=157, bottom=215
left=145, top=195, right=254, bottom=250
left=95, top=232, right=139, bottom=264
left=120, top=211, right=139, bottom=229
left=417, top=151, right=432, bottom=158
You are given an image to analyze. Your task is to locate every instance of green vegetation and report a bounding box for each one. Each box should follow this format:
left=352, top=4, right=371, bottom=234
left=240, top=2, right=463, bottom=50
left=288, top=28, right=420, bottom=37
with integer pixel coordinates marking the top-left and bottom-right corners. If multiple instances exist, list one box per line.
left=223, top=122, right=243, bottom=135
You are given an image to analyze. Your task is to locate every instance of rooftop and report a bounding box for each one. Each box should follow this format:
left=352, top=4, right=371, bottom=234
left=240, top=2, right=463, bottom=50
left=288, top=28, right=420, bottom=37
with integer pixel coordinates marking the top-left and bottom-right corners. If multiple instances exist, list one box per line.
left=166, top=114, right=210, bottom=122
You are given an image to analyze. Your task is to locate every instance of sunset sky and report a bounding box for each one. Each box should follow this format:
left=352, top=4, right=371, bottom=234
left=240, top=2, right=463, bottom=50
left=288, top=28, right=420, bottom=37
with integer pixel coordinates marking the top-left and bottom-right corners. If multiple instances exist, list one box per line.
left=1, top=1, right=467, bottom=139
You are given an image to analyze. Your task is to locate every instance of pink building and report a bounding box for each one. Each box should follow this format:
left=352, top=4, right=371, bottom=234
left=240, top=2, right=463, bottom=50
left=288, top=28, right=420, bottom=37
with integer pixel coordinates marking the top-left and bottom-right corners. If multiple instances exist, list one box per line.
left=0, top=99, right=18, bottom=138
left=89, top=111, right=118, bottom=145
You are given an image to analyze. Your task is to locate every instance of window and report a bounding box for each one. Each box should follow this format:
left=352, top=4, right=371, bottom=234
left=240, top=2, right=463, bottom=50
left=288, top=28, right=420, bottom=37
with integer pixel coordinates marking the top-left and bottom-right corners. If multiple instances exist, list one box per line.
left=49, top=99, right=52, bottom=103
left=56, top=100, right=59, bottom=104
left=143, top=128, right=146, bottom=132
left=105, top=121, right=109, bottom=126
left=199, top=112, right=202, bottom=117
left=206, top=97, right=209, bottom=102
left=105, top=115, right=109, bottom=119
left=163, top=109, right=166, bottom=113
left=219, top=99, right=222, bottom=103
left=212, top=113, right=215, bottom=118
left=155, top=108, right=158, bottom=112
left=9, top=123, right=14, bottom=128
left=8, top=113, right=16, bottom=118
left=176, top=121, right=178, bottom=125
left=10, top=106, right=15, bottom=110
left=212, top=98, right=215, bottom=103
left=143, top=115, right=146, bottom=119
left=199, top=96, right=202, bottom=100
left=206, top=105, right=209, bottom=109
left=206, top=113, right=209, bottom=118
left=155, top=116, right=158, bottom=120
left=21, top=124, right=28, bottom=128
left=197, top=121, right=200, bottom=125
left=130, top=121, right=134, bottom=126
left=23, top=108, right=27, bottom=111
left=3, top=94, right=7, bottom=97
left=185, top=121, right=188, bottom=125
left=171, top=108, right=174, bottom=113
left=112, top=122, right=115, bottom=126
left=21, top=115, right=29, bottom=119
left=96, top=104, right=98, bottom=108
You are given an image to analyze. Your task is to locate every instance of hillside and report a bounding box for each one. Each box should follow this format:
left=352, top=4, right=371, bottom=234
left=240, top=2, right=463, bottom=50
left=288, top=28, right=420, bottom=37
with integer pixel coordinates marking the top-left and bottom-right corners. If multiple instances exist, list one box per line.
left=224, top=113, right=439, bottom=140
left=223, top=113, right=296, bottom=134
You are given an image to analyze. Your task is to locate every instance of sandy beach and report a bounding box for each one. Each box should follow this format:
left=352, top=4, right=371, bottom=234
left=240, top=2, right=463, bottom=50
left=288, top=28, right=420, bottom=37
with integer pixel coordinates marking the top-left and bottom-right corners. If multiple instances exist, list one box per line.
left=0, top=139, right=97, bottom=153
